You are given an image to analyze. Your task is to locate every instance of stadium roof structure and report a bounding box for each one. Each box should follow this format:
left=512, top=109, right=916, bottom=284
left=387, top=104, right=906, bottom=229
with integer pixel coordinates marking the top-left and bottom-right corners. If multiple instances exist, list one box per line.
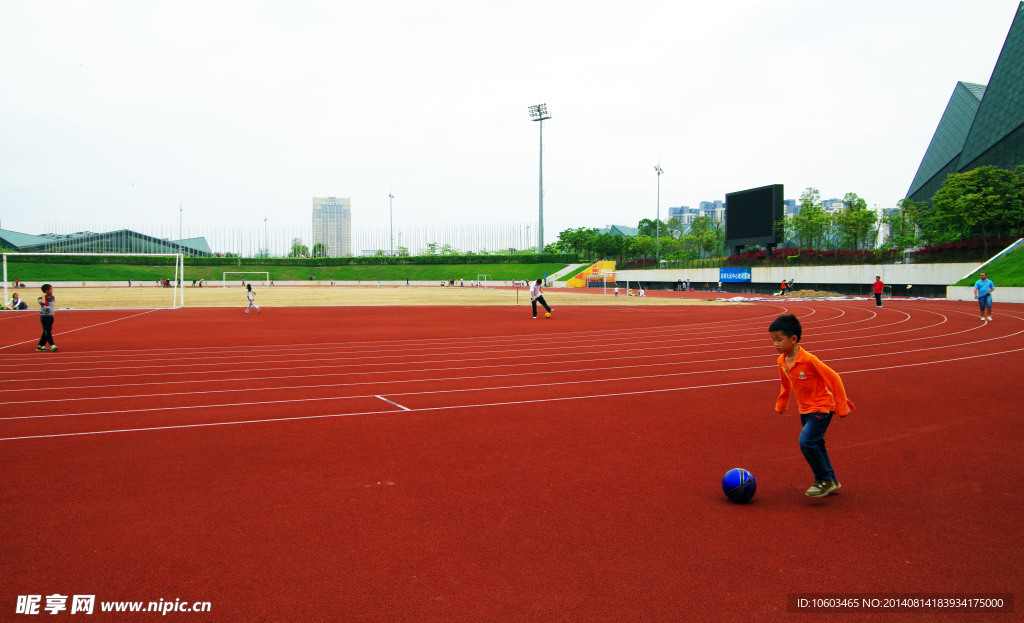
left=0, top=229, right=51, bottom=249
left=0, top=228, right=211, bottom=256
left=907, top=2, right=1024, bottom=203
left=599, top=225, right=639, bottom=237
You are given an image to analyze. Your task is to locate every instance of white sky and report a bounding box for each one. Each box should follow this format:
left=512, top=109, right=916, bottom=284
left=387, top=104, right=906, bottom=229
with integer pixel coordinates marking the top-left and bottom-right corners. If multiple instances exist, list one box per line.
left=0, top=0, right=1019, bottom=246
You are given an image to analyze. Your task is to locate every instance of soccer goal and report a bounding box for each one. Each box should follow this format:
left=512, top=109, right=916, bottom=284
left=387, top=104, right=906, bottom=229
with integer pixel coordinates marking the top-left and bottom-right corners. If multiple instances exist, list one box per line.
left=476, top=274, right=491, bottom=288
left=2, top=253, right=185, bottom=310
left=223, top=271, right=270, bottom=287
left=585, top=269, right=615, bottom=294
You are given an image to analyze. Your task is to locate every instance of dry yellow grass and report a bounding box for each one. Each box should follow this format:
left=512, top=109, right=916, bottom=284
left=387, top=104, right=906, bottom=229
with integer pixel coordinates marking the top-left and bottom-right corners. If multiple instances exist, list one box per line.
left=786, top=289, right=847, bottom=298
left=38, top=285, right=727, bottom=309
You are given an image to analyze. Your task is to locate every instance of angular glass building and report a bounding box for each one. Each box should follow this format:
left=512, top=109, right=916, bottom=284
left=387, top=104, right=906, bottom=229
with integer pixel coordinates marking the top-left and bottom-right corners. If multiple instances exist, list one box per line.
left=907, top=2, right=1024, bottom=203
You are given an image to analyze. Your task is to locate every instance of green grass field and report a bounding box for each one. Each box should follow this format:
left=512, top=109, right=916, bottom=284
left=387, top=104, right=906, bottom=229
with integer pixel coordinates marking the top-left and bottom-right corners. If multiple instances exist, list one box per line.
left=4, top=261, right=572, bottom=283
left=953, top=244, right=1024, bottom=287
left=7, top=246, right=1020, bottom=287
left=556, top=264, right=594, bottom=282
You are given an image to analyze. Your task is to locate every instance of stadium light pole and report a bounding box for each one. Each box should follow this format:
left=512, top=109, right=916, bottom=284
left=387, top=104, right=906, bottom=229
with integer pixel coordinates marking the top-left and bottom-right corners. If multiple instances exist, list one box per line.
left=654, top=164, right=663, bottom=260
left=389, top=191, right=394, bottom=256
left=528, top=103, right=551, bottom=253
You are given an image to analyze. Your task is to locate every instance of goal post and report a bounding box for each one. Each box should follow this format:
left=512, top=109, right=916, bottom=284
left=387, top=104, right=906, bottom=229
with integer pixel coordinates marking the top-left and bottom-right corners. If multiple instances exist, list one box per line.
left=476, top=274, right=491, bottom=288
left=585, top=269, right=615, bottom=294
left=2, top=252, right=185, bottom=310
left=222, top=271, right=270, bottom=287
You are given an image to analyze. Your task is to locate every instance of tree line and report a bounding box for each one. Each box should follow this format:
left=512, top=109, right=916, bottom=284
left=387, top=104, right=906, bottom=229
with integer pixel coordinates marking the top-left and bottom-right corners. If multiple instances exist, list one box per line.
left=551, top=165, right=1024, bottom=262
left=891, top=165, right=1024, bottom=252
left=208, top=165, right=1024, bottom=263
left=553, top=189, right=880, bottom=262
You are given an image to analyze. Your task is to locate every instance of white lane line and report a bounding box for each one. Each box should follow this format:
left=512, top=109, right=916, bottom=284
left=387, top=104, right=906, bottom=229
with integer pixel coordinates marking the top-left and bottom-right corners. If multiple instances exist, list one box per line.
left=0, top=302, right=891, bottom=368
left=375, top=395, right=411, bottom=411
left=4, top=345, right=1024, bottom=442
left=0, top=305, right=987, bottom=391
left=3, top=319, right=1017, bottom=403
left=0, top=310, right=161, bottom=351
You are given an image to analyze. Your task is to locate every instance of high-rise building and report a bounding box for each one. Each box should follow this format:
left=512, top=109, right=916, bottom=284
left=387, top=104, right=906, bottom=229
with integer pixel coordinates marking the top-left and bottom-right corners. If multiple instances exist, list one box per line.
left=667, top=206, right=688, bottom=221
left=907, top=2, right=1024, bottom=203
left=312, top=197, right=352, bottom=257
left=822, top=198, right=845, bottom=212
left=699, top=200, right=725, bottom=222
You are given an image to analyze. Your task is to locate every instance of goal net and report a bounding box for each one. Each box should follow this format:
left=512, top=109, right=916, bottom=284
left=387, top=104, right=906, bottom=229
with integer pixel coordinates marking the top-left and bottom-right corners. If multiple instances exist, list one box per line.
left=2, top=253, right=184, bottom=310
left=223, top=271, right=270, bottom=287
left=585, top=269, right=615, bottom=294
left=476, top=274, right=491, bottom=288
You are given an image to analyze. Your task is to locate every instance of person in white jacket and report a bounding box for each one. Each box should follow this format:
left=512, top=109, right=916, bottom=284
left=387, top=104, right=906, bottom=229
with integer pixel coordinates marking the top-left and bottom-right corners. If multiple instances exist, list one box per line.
left=6, top=292, right=28, bottom=310
left=245, top=283, right=261, bottom=314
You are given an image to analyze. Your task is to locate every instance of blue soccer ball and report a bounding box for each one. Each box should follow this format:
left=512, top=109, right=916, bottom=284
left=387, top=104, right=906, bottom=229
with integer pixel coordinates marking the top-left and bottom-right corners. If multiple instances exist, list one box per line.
left=722, top=468, right=757, bottom=503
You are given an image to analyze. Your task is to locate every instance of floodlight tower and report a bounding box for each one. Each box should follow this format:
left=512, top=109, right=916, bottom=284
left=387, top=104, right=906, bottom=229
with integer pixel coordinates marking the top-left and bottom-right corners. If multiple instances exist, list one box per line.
left=654, top=164, right=663, bottom=260
left=388, top=191, right=395, bottom=256
left=529, top=103, right=551, bottom=253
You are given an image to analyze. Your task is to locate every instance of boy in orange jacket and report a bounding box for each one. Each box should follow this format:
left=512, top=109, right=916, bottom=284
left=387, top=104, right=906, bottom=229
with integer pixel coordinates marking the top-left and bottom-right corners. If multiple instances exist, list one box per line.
left=769, top=314, right=854, bottom=497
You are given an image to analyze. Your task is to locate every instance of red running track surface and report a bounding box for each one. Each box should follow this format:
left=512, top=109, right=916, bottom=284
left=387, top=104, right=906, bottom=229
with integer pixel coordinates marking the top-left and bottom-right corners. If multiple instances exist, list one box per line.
left=1, top=300, right=1021, bottom=621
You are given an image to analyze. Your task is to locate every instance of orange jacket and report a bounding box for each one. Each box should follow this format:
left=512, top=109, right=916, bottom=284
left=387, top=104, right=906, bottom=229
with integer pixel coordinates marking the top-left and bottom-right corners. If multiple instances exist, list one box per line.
left=776, top=348, right=854, bottom=416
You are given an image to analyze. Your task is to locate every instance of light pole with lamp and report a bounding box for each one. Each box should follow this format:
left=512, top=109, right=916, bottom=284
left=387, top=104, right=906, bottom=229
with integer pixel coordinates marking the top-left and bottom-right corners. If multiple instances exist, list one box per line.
left=654, top=164, right=663, bottom=261
left=388, top=191, right=395, bottom=256
left=528, top=103, right=551, bottom=253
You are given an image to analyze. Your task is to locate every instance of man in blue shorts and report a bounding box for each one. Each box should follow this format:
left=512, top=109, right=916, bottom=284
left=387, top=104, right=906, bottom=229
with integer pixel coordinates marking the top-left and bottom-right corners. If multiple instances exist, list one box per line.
left=973, top=272, right=995, bottom=322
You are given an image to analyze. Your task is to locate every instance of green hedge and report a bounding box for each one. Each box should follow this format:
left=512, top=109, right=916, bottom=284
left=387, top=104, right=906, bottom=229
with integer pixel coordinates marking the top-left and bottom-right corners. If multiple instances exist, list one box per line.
left=3, top=254, right=573, bottom=282
left=192, top=253, right=577, bottom=267
left=6, top=254, right=178, bottom=266
left=5, top=253, right=577, bottom=267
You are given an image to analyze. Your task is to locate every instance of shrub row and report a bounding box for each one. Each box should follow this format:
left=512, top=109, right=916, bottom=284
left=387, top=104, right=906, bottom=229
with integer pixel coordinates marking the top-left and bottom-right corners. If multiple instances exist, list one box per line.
left=723, top=247, right=903, bottom=266
left=5, top=253, right=578, bottom=267
left=909, top=237, right=1019, bottom=263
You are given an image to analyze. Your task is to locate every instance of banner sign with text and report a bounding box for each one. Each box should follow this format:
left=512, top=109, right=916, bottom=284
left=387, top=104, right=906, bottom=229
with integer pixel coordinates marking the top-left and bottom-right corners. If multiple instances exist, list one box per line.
left=719, top=267, right=752, bottom=283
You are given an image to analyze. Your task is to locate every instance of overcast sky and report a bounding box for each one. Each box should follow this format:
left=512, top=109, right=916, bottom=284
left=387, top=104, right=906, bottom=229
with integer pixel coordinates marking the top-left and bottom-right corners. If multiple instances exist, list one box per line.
left=1, top=0, right=1019, bottom=246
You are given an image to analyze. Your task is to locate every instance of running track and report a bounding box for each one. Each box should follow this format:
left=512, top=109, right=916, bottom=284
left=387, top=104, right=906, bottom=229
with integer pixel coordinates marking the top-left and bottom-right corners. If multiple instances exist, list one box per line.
left=1, top=300, right=1021, bottom=621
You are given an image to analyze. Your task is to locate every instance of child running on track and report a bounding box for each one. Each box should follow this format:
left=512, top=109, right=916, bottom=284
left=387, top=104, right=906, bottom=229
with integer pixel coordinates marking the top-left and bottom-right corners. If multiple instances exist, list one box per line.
left=245, top=283, right=261, bottom=314
left=37, top=283, right=58, bottom=351
left=769, top=314, right=853, bottom=498
left=529, top=278, right=553, bottom=319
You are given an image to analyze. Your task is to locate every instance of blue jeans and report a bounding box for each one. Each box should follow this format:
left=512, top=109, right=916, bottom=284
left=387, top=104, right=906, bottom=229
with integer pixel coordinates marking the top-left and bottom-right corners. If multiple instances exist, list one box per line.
left=978, top=293, right=992, bottom=311
left=799, top=412, right=836, bottom=482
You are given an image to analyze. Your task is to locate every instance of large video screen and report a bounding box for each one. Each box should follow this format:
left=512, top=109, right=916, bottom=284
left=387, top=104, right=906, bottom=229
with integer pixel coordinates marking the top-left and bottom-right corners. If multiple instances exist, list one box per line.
left=724, top=184, right=783, bottom=248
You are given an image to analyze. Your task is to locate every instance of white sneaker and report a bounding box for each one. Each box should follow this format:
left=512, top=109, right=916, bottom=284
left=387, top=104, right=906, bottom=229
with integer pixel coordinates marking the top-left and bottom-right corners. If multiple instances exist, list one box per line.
left=981, top=316, right=986, bottom=321
left=987, top=316, right=993, bottom=321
